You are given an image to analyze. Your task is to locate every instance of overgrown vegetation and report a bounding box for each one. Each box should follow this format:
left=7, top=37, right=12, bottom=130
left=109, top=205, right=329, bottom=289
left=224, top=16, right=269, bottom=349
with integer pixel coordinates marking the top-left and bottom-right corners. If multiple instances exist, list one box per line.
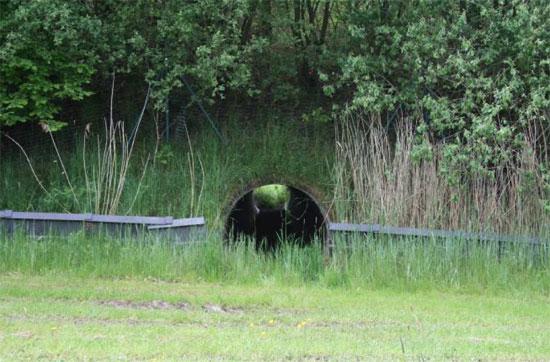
left=0, top=1, right=548, bottom=299
left=1, top=111, right=547, bottom=293
left=0, top=119, right=332, bottom=225
left=334, top=111, right=549, bottom=236
left=1, top=231, right=548, bottom=294
left=2, top=0, right=548, bottom=178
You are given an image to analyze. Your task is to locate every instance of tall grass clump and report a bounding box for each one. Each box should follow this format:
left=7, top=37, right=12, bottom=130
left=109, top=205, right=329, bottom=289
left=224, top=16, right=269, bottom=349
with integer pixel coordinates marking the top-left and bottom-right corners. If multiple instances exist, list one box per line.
left=333, top=110, right=549, bottom=237
left=0, top=232, right=548, bottom=294
left=0, top=111, right=331, bottom=226
left=328, top=234, right=549, bottom=293
left=83, top=79, right=150, bottom=215
left=0, top=77, right=153, bottom=216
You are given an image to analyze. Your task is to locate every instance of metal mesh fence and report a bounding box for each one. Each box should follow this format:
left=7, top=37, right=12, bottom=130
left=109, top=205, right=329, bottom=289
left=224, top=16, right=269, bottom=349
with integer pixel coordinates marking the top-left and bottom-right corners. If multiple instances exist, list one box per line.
left=0, top=80, right=327, bottom=158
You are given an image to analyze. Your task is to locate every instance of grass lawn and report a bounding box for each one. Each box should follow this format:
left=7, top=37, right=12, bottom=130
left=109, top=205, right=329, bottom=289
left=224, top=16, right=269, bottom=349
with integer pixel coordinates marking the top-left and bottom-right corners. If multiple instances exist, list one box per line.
left=1, top=274, right=549, bottom=360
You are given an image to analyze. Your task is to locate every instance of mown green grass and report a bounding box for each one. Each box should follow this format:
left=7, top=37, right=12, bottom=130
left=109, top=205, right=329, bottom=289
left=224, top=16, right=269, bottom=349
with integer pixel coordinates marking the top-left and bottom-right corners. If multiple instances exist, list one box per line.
left=1, top=273, right=549, bottom=360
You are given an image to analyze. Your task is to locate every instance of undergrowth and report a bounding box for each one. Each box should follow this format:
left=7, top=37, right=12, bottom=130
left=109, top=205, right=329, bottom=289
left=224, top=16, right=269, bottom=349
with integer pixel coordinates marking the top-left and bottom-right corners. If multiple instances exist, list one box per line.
left=1, top=113, right=548, bottom=294
left=0, top=118, right=332, bottom=228
left=0, top=231, right=548, bottom=295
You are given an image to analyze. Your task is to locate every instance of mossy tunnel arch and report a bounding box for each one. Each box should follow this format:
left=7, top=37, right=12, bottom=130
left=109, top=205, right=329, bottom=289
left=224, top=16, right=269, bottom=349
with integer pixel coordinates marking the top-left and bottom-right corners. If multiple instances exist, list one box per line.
left=224, top=182, right=330, bottom=250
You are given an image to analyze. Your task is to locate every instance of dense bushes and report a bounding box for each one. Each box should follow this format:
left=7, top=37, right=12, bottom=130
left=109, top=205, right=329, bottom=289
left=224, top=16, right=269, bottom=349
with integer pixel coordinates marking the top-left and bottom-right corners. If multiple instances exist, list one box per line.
left=1, top=0, right=548, bottom=189
left=331, top=1, right=549, bottom=176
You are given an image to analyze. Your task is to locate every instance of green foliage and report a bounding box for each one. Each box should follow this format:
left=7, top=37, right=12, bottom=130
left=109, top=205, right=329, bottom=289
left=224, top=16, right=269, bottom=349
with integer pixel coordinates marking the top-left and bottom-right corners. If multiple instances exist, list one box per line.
left=328, top=0, right=549, bottom=175
left=0, top=1, right=100, bottom=127
left=144, top=0, right=257, bottom=106
left=253, top=184, right=290, bottom=209
left=1, top=0, right=341, bottom=124
left=88, top=0, right=262, bottom=108
left=0, top=0, right=547, bottom=192
left=0, top=118, right=331, bottom=223
left=154, top=144, right=176, bottom=166
left=301, top=107, right=331, bottom=124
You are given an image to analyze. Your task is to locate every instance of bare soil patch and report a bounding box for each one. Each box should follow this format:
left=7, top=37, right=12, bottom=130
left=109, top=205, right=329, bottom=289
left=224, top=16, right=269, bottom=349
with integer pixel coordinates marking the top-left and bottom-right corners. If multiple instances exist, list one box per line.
left=97, top=299, right=190, bottom=311
left=202, top=303, right=244, bottom=314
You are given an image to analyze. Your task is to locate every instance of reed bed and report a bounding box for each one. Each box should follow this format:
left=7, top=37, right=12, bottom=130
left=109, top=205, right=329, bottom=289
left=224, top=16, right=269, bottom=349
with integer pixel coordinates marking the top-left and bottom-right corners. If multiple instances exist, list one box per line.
left=333, top=111, right=549, bottom=237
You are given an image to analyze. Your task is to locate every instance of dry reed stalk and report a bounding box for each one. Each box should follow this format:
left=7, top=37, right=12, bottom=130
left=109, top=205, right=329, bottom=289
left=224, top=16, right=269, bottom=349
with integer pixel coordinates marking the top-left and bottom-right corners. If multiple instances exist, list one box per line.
left=334, top=110, right=548, bottom=236
left=85, top=75, right=151, bottom=214
left=2, top=133, right=70, bottom=213
left=181, top=117, right=205, bottom=217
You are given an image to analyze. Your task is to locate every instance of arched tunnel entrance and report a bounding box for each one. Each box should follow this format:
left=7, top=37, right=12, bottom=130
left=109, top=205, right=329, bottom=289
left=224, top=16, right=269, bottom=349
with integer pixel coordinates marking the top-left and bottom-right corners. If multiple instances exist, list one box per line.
left=224, top=184, right=328, bottom=250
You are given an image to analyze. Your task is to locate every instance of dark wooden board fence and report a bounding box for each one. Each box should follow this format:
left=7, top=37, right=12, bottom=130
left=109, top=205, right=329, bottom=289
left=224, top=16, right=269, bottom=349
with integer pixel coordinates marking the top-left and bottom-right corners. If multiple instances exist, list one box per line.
left=1, top=210, right=546, bottom=247
left=328, top=222, right=546, bottom=245
left=0, top=210, right=206, bottom=243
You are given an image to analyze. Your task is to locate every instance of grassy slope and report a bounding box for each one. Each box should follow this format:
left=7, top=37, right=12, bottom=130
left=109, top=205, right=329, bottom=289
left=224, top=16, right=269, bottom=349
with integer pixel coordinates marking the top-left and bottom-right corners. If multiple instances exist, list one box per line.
left=1, top=274, right=549, bottom=360
left=0, top=118, right=333, bottom=227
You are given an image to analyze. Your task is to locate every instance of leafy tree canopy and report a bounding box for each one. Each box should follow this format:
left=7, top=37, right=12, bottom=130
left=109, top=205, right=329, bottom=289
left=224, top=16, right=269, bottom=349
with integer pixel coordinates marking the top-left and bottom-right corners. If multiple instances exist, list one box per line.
left=0, top=0, right=548, bottom=176
left=0, top=0, right=101, bottom=129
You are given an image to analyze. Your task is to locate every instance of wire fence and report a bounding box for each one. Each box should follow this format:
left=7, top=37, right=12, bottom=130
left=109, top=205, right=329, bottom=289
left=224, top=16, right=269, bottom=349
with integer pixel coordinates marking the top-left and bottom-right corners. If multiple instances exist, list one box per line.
left=0, top=77, right=331, bottom=158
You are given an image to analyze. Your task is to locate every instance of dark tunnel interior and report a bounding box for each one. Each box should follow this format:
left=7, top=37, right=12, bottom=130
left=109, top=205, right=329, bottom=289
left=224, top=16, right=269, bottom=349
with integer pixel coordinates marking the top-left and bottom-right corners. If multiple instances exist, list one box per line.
left=224, top=185, right=326, bottom=250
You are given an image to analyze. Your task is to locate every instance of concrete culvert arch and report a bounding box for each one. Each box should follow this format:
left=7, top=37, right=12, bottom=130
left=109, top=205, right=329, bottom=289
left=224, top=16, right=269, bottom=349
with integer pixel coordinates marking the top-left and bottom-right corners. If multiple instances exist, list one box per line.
left=224, top=183, right=330, bottom=251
